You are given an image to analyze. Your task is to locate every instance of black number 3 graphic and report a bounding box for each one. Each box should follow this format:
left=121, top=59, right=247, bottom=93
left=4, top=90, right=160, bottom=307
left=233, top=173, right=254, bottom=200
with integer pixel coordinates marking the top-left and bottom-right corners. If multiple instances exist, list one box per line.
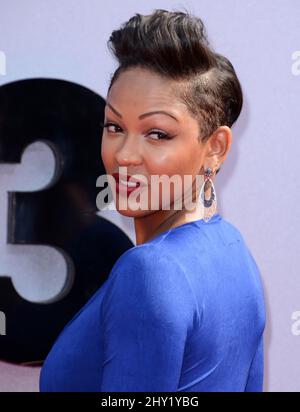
left=0, top=79, right=133, bottom=364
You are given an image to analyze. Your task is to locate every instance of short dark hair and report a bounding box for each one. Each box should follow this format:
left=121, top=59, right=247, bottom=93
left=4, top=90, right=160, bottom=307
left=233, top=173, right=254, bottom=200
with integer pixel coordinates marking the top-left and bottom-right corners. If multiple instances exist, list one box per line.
left=106, top=8, right=243, bottom=174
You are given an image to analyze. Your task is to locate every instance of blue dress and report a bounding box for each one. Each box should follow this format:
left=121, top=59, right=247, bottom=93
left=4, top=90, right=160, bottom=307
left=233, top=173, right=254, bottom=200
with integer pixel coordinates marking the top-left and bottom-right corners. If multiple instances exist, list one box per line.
left=39, top=213, right=266, bottom=392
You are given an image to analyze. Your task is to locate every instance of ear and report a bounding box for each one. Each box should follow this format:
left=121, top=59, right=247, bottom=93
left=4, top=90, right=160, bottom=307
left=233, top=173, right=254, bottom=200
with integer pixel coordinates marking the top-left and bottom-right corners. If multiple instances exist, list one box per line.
left=205, top=125, right=232, bottom=169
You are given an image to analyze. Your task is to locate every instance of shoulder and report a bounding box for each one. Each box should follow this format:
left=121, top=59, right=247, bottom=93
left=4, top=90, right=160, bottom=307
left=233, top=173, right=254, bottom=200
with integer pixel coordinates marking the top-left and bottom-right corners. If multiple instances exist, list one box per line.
left=219, top=218, right=261, bottom=269
left=102, top=245, right=200, bottom=329
left=107, top=243, right=186, bottom=285
left=219, top=218, right=266, bottom=322
left=105, top=244, right=189, bottom=295
left=214, top=217, right=245, bottom=246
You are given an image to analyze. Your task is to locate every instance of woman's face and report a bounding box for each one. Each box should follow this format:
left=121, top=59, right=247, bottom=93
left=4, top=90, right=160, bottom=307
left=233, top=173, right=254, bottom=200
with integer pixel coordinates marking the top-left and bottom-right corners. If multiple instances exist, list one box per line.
left=101, top=67, right=209, bottom=218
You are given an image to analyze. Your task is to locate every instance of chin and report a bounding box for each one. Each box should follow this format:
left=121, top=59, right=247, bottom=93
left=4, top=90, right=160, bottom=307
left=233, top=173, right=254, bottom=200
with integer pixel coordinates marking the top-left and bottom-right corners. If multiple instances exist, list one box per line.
left=115, top=204, right=153, bottom=219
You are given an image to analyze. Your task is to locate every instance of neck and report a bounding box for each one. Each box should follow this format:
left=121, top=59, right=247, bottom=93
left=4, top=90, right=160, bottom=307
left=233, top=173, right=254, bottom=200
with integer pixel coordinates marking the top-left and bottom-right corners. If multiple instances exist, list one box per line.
left=134, top=202, right=207, bottom=245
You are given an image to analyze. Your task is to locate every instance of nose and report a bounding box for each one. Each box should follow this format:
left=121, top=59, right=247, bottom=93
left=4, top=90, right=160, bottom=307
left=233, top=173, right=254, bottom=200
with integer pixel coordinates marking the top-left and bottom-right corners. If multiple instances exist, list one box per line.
left=115, top=134, right=143, bottom=167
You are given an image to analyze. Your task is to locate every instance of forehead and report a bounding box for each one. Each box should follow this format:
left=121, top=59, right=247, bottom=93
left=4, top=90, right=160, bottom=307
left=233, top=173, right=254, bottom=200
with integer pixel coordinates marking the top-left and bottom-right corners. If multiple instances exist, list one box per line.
left=106, top=67, right=188, bottom=117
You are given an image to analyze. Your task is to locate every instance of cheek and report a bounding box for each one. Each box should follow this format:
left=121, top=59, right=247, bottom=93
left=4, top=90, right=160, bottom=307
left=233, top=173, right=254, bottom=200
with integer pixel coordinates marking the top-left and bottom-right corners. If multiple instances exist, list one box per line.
left=146, top=143, right=199, bottom=179
left=144, top=147, right=197, bottom=209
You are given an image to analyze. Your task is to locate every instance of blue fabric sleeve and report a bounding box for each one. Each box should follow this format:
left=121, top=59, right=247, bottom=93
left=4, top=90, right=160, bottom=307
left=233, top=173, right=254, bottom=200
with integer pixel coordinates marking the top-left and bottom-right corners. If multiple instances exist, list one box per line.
left=245, top=333, right=264, bottom=392
left=99, top=247, right=200, bottom=392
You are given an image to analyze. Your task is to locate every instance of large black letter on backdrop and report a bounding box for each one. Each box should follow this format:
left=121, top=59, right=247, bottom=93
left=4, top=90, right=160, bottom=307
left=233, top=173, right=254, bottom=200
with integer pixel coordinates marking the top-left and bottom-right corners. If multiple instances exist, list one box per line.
left=0, top=79, right=133, bottom=364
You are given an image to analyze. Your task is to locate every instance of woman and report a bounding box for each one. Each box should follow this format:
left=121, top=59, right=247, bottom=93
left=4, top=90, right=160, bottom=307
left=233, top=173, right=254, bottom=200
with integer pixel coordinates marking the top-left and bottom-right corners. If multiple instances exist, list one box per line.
left=39, top=9, right=266, bottom=392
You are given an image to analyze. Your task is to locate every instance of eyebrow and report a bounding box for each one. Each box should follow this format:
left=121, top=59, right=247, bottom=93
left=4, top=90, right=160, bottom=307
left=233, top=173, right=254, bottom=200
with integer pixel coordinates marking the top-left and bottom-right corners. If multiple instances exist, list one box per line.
left=105, top=101, right=179, bottom=122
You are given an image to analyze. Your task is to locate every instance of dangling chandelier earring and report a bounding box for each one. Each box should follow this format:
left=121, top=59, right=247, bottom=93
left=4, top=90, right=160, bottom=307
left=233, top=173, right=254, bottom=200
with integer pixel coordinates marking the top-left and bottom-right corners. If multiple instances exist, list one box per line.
left=199, top=166, right=218, bottom=223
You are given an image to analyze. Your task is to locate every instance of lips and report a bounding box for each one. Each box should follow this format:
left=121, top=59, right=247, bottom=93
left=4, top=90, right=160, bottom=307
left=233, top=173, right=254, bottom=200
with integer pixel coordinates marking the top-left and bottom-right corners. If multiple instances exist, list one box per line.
left=112, top=173, right=143, bottom=187
left=112, top=172, right=145, bottom=196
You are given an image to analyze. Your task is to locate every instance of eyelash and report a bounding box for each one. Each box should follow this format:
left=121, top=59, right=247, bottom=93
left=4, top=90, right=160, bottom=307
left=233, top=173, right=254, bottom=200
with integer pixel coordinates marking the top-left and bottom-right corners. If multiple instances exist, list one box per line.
left=100, top=122, right=173, bottom=141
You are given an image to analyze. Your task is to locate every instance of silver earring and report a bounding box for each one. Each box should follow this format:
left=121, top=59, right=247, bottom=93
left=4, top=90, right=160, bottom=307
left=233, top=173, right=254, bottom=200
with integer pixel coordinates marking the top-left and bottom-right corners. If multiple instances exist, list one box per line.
left=199, top=167, right=218, bottom=223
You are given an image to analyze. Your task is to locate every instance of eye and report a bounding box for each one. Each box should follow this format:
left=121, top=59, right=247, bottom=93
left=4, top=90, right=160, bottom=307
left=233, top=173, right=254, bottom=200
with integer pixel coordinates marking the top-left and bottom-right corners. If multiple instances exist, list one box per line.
left=147, top=130, right=172, bottom=141
left=100, top=122, right=172, bottom=140
left=101, top=122, right=123, bottom=134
